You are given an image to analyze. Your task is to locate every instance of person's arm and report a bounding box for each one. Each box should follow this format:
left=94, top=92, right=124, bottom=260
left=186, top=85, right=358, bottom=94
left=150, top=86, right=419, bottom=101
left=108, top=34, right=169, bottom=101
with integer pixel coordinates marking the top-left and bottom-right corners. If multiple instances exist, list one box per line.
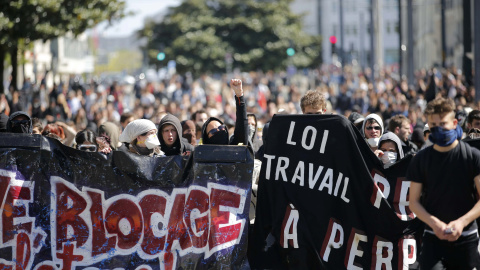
left=56, top=121, right=76, bottom=147
left=409, top=181, right=449, bottom=240
left=230, top=79, right=248, bottom=146
left=445, top=174, right=480, bottom=241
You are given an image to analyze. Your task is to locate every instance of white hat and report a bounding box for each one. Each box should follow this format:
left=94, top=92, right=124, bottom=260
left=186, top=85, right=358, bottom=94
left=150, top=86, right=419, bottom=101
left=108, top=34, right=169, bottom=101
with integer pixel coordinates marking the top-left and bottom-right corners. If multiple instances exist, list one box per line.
left=119, top=119, right=157, bottom=143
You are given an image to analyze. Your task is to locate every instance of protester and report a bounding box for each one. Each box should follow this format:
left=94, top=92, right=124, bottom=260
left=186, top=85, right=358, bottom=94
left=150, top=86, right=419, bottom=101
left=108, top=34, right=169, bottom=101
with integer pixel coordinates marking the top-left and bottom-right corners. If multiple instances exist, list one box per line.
left=300, top=90, right=326, bottom=114
left=7, top=111, right=32, bottom=134
left=467, top=109, right=480, bottom=132
left=408, top=97, right=480, bottom=269
left=75, top=130, right=99, bottom=153
left=387, top=115, right=418, bottom=155
left=361, top=113, right=384, bottom=153
left=348, top=112, right=365, bottom=131
left=180, top=120, right=196, bottom=146
left=98, top=122, right=124, bottom=151
left=377, top=132, right=405, bottom=168
left=119, top=119, right=164, bottom=156
left=31, top=117, right=43, bottom=134
left=201, top=79, right=247, bottom=146
left=120, top=112, right=135, bottom=131
left=158, top=114, right=194, bottom=156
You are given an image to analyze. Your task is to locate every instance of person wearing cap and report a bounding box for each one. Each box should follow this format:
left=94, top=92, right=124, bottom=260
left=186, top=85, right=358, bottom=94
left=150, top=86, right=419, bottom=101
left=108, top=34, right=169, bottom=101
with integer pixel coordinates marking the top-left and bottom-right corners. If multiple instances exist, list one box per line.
left=361, top=113, right=384, bottom=153
left=377, top=132, right=404, bottom=168
left=348, top=112, right=365, bottom=131
left=158, top=114, right=194, bottom=156
left=300, top=90, right=326, bottom=114
left=387, top=114, right=418, bottom=156
left=7, top=111, right=32, bottom=134
left=201, top=79, right=247, bottom=146
left=119, top=119, right=164, bottom=156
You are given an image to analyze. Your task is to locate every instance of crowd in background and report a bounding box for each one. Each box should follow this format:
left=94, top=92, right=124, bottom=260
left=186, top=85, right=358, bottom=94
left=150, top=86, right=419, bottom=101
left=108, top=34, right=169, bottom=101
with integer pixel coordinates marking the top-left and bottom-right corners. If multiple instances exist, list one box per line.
left=0, top=64, right=477, bottom=149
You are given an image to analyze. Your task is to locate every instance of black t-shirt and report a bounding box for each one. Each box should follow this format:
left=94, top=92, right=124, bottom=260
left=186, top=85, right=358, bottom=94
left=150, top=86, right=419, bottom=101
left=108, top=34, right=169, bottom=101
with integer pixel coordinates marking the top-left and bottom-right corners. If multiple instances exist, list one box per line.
left=406, top=141, right=480, bottom=231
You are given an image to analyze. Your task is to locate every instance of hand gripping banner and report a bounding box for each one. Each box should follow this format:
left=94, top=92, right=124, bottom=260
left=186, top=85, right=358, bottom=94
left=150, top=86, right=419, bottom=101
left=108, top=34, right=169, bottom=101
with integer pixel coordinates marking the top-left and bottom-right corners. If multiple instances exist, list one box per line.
left=250, top=114, right=423, bottom=270
left=0, top=134, right=252, bottom=270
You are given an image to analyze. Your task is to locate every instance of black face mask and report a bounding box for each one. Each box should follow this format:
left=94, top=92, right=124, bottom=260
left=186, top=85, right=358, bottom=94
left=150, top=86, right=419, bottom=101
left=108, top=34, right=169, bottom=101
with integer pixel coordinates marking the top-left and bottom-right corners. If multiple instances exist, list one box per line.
left=11, top=121, right=30, bottom=134
left=208, top=130, right=229, bottom=145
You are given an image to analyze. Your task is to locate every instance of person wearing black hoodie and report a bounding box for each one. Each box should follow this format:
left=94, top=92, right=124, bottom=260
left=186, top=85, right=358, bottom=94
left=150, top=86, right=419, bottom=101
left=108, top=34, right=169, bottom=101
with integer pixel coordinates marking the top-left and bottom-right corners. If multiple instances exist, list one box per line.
left=158, top=114, right=194, bottom=156
left=201, top=79, right=247, bottom=146
left=7, top=111, right=33, bottom=134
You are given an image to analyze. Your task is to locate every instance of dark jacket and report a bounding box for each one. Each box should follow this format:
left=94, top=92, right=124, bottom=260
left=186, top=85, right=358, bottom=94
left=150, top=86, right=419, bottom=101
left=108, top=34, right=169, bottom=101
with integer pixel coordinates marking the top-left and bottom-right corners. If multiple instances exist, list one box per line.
left=158, top=114, right=194, bottom=156
left=202, top=95, right=248, bottom=146
left=402, top=139, right=418, bottom=156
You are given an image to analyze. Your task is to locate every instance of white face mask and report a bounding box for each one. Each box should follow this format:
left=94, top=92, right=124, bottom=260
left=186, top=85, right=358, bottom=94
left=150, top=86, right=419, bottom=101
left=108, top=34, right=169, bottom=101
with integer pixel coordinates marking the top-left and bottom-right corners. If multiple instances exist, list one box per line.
left=381, top=151, right=398, bottom=167
left=367, top=137, right=380, bottom=147
left=423, top=139, right=433, bottom=148
left=145, top=134, right=160, bottom=149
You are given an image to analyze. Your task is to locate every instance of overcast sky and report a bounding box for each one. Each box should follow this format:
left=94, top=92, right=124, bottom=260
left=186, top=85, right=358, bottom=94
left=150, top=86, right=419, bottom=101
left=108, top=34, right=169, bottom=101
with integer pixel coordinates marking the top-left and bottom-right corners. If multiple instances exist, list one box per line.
left=97, top=0, right=181, bottom=37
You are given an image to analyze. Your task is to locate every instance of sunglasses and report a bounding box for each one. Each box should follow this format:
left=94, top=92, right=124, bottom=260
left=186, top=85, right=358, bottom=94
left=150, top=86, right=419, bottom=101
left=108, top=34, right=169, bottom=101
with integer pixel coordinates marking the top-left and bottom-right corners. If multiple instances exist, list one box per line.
left=78, top=145, right=97, bottom=152
left=11, top=120, right=30, bottom=127
left=366, top=126, right=381, bottom=131
left=208, top=125, right=226, bottom=136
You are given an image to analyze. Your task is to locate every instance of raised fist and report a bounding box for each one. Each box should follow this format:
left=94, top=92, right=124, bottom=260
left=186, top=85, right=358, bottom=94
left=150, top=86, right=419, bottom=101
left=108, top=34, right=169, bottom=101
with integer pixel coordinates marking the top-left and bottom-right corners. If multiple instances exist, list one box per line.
left=230, top=79, right=243, bottom=97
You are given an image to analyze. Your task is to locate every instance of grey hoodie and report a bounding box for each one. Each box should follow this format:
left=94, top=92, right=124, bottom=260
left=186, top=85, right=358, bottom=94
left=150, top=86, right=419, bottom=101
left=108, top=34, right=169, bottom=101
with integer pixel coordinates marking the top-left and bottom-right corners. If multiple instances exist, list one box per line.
left=378, top=131, right=405, bottom=159
left=158, top=114, right=194, bottom=156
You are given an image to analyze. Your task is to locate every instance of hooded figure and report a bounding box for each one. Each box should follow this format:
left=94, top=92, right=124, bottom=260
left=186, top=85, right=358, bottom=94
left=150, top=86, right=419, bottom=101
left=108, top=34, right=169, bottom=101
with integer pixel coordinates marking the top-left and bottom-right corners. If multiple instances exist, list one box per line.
left=99, top=122, right=122, bottom=150
left=158, top=114, right=194, bottom=156
left=361, top=113, right=384, bottom=148
left=7, top=111, right=33, bottom=134
left=201, top=117, right=231, bottom=145
left=378, top=132, right=405, bottom=167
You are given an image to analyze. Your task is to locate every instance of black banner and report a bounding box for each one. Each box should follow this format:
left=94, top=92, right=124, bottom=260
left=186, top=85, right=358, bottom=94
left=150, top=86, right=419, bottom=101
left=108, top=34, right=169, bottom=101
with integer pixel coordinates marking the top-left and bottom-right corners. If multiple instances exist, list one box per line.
left=250, top=114, right=423, bottom=270
left=0, top=135, right=253, bottom=270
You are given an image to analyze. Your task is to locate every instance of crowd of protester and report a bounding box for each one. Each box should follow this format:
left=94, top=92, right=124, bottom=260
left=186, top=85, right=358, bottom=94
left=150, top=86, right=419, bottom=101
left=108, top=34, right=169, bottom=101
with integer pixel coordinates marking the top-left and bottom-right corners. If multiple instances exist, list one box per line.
left=0, top=64, right=478, bottom=155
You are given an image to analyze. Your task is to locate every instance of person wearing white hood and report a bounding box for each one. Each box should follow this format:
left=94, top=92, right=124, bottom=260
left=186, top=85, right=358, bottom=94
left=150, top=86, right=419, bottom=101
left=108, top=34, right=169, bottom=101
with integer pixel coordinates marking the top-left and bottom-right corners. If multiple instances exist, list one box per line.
left=119, top=119, right=164, bottom=156
left=361, top=113, right=384, bottom=153
left=377, top=132, right=405, bottom=168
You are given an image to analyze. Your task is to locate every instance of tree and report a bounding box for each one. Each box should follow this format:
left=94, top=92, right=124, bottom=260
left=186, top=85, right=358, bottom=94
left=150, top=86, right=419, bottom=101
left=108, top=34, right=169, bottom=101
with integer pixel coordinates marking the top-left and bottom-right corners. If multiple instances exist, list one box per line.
left=139, top=0, right=322, bottom=76
left=0, top=0, right=128, bottom=92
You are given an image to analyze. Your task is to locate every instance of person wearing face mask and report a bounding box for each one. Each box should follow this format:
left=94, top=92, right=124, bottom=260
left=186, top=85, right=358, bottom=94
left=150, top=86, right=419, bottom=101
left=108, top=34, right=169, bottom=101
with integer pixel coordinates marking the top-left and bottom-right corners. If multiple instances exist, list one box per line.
left=119, top=119, right=164, bottom=157
left=361, top=113, right=384, bottom=154
left=201, top=79, right=248, bottom=147
left=408, top=98, right=480, bottom=270
left=377, top=132, right=404, bottom=168
left=7, top=111, right=33, bottom=134
left=158, top=114, right=194, bottom=156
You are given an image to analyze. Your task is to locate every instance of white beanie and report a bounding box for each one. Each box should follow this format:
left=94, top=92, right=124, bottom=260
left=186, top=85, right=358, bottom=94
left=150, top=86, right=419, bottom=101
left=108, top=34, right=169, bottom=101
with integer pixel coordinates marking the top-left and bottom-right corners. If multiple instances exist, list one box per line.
left=119, top=119, right=157, bottom=143
left=361, top=113, right=384, bottom=137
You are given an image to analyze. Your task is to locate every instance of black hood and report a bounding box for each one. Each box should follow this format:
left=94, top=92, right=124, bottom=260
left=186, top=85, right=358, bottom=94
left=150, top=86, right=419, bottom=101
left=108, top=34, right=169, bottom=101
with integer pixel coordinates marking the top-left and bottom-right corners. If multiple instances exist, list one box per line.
left=202, top=117, right=229, bottom=144
left=158, top=114, right=184, bottom=155
left=7, top=111, right=33, bottom=134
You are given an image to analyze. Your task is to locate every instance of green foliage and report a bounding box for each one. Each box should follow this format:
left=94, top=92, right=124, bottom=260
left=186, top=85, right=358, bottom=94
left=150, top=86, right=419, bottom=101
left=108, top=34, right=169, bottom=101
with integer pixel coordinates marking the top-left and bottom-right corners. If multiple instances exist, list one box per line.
left=0, top=0, right=127, bottom=47
left=140, top=0, right=322, bottom=75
